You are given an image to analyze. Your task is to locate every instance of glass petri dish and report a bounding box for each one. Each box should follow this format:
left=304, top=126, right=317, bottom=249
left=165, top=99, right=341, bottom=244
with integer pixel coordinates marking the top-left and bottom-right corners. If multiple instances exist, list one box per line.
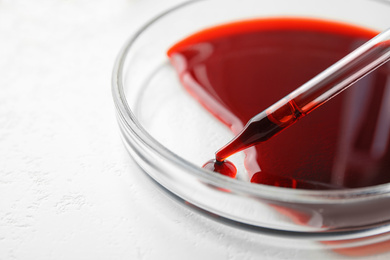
left=112, top=0, right=390, bottom=241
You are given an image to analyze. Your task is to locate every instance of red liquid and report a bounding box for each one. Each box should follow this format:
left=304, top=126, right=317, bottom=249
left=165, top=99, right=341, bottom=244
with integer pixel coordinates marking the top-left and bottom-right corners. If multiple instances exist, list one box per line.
left=202, top=159, right=237, bottom=178
left=168, top=18, right=390, bottom=189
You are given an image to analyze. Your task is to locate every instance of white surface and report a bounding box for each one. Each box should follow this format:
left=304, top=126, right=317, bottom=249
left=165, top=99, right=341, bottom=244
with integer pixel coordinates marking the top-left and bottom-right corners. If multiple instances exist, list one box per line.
left=0, top=0, right=388, bottom=259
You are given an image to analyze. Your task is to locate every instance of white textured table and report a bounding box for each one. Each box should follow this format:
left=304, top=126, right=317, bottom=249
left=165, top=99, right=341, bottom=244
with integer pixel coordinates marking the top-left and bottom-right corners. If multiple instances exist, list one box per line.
left=0, top=1, right=389, bottom=259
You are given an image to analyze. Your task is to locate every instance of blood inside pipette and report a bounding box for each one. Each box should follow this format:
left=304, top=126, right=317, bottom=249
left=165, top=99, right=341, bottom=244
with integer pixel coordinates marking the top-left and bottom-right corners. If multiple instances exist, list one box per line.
left=215, top=100, right=306, bottom=162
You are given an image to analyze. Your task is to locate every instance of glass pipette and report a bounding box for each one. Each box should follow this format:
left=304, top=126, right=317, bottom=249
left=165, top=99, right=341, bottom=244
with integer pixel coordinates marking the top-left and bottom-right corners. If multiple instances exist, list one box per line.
left=216, top=28, right=390, bottom=162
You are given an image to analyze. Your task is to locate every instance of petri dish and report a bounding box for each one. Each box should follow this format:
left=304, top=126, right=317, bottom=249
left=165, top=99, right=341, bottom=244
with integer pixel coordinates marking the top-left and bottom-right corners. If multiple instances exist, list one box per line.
left=112, top=0, right=390, bottom=242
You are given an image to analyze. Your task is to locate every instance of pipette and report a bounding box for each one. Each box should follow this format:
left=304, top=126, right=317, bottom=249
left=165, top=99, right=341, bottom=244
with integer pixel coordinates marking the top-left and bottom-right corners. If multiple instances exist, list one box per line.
left=215, top=28, right=390, bottom=162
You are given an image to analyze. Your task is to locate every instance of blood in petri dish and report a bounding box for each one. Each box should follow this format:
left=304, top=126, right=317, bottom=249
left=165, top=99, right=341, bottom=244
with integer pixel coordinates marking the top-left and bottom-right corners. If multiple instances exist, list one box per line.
left=168, top=17, right=390, bottom=189
left=202, top=159, right=237, bottom=178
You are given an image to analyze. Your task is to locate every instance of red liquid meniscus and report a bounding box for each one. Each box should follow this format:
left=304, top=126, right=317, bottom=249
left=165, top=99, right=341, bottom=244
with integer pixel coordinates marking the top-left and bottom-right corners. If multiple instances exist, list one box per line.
left=168, top=18, right=390, bottom=189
